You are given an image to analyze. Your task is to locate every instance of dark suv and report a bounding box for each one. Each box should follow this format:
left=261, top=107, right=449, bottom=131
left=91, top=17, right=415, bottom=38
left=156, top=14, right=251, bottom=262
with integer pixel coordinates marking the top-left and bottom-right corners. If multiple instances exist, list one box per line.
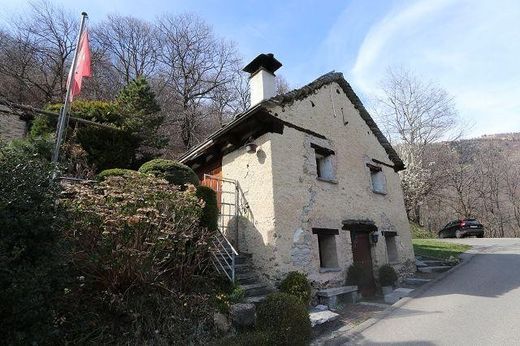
left=439, top=218, right=484, bottom=238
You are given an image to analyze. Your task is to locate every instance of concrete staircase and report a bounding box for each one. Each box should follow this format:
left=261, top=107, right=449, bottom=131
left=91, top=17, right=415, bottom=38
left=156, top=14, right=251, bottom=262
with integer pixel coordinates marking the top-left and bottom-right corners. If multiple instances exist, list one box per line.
left=234, top=253, right=274, bottom=304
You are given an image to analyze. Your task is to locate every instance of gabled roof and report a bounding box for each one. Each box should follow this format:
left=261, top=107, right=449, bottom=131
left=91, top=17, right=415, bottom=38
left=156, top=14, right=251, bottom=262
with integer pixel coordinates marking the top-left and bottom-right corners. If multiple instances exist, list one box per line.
left=179, top=72, right=405, bottom=171
left=269, top=71, right=404, bottom=171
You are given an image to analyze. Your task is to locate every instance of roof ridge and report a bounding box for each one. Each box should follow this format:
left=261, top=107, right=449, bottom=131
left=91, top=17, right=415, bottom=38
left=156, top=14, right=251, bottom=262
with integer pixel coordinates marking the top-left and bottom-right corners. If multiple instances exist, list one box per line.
left=180, top=71, right=405, bottom=171
left=267, top=71, right=404, bottom=170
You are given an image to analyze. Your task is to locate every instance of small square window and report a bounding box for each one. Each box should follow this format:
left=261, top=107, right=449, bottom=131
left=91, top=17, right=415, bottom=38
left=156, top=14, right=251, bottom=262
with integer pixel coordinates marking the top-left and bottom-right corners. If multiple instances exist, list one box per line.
left=313, top=228, right=339, bottom=268
left=385, top=234, right=398, bottom=263
left=368, top=164, right=386, bottom=194
left=312, top=144, right=335, bottom=181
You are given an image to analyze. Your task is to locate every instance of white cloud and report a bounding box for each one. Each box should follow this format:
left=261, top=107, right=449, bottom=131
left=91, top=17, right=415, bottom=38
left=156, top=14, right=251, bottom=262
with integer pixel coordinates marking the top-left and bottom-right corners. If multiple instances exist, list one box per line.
left=351, top=0, right=452, bottom=91
left=347, top=0, right=520, bottom=137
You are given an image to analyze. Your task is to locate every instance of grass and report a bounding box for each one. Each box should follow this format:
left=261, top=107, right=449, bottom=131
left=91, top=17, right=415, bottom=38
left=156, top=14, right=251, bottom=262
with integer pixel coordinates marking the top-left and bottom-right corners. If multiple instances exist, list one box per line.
left=413, top=239, right=471, bottom=260
left=410, top=222, right=435, bottom=239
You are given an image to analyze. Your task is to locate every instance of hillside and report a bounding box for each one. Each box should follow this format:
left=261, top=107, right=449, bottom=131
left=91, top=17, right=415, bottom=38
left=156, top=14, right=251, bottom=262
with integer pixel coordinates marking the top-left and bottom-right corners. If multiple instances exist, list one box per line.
left=453, top=132, right=520, bottom=163
left=420, top=132, right=520, bottom=238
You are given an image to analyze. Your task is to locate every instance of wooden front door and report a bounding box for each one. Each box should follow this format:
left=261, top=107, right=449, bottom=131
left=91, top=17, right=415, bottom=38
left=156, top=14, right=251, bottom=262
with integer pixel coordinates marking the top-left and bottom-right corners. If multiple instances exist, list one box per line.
left=351, top=231, right=376, bottom=297
left=197, top=160, right=223, bottom=208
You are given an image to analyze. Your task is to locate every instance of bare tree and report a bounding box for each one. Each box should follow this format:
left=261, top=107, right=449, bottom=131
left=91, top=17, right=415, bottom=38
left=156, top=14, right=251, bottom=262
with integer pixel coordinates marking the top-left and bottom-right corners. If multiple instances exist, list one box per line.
left=93, top=15, right=158, bottom=84
left=377, top=67, right=461, bottom=147
left=0, top=0, right=78, bottom=104
left=375, top=67, right=462, bottom=224
left=275, top=74, right=290, bottom=95
left=156, top=13, right=241, bottom=149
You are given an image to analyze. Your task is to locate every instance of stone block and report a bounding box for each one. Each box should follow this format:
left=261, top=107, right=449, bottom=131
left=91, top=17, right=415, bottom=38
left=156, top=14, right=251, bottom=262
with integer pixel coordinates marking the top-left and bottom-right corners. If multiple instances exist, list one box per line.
left=384, top=292, right=400, bottom=304
left=230, top=303, right=256, bottom=328
left=384, top=287, right=414, bottom=304
left=382, top=286, right=394, bottom=295
left=213, top=312, right=231, bottom=333
left=317, top=286, right=358, bottom=309
left=309, top=309, right=340, bottom=327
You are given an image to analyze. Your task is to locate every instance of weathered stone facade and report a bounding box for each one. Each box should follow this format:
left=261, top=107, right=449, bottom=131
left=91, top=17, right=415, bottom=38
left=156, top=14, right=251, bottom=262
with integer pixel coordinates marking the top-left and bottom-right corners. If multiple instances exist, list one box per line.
left=220, top=79, right=415, bottom=288
left=0, top=106, right=27, bottom=141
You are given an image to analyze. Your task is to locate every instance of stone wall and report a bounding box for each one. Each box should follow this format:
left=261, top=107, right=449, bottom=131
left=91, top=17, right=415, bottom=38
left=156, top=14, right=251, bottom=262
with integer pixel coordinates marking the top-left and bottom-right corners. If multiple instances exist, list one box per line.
left=0, top=111, right=27, bottom=141
left=268, top=82, right=415, bottom=287
left=221, top=81, right=415, bottom=288
left=221, top=133, right=279, bottom=283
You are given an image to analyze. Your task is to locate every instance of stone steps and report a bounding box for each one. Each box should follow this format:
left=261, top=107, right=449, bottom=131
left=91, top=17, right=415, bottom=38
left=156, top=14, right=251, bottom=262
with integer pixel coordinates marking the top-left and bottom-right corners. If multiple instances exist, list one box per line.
left=236, top=272, right=258, bottom=285
left=418, top=265, right=451, bottom=273
left=384, top=287, right=414, bottom=304
left=233, top=252, right=275, bottom=304
left=242, top=282, right=273, bottom=297
left=403, top=277, right=432, bottom=286
left=422, top=260, right=446, bottom=267
left=244, top=295, right=268, bottom=304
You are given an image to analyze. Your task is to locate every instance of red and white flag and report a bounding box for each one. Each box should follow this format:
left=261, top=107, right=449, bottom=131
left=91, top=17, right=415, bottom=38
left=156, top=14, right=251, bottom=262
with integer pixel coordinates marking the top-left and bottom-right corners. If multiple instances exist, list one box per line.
left=68, top=30, right=91, bottom=101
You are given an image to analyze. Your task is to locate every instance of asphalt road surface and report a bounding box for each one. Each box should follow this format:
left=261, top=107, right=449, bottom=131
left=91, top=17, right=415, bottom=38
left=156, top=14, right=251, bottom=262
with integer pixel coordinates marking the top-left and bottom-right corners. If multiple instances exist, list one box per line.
left=350, top=238, right=520, bottom=346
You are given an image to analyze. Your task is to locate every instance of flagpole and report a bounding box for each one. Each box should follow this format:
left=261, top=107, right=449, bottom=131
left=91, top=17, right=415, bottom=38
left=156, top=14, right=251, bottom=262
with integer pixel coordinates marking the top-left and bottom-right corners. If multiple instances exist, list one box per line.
left=52, top=12, right=89, bottom=164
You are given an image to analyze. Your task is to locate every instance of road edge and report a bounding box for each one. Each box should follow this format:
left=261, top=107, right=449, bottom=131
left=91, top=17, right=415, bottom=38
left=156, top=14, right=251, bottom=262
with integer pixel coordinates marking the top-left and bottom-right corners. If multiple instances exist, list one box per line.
left=343, top=245, right=487, bottom=343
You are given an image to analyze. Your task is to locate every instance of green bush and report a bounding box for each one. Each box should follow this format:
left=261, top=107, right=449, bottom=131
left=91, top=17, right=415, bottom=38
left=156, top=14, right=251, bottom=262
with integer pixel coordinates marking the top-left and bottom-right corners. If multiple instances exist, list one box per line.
left=378, top=264, right=398, bottom=287
left=346, top=263, right=372, bottom=286
left=228, top=286, right=245, bottom=304
left=97, top=168, right=140, bottom=181
left=256, top=292, right=311, bottom=346
left=214, top=285, right=245, bottom=314
left=279, top=271, right=312, bottom=306
left=196, top=185, right=219, bottom=231
left=217, top=331, right=270, bottom=346
left=0, top=143, right=65, bottom=344
left=45, top=79, right=166, bottom=172
left=8, top=136, right=54, bottom=161
left=139, top=158, right=199, bottom=186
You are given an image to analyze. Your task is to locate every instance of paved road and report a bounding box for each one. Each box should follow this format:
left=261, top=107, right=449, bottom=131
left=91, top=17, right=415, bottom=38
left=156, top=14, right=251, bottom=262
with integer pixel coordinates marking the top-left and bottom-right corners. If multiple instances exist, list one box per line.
left=350, top=238, right=520, bottom=346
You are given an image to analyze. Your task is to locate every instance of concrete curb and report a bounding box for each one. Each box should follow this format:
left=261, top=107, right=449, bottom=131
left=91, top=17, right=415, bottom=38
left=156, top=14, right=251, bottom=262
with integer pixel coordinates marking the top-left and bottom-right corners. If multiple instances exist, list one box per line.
left=340, top=245, right=491, bottom=344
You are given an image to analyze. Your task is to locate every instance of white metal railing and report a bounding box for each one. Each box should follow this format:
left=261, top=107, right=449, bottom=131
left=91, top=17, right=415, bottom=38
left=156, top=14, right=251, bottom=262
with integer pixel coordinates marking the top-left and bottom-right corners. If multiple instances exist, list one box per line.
left=210, top=229, right=239, bottom=282
left=203, top=174, right=241, bottom=282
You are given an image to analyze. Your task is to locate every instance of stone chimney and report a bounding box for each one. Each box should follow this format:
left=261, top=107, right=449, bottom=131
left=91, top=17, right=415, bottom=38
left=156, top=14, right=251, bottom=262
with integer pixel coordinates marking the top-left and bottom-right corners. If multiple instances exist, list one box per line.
left=243, top=53, right=282, bottom=107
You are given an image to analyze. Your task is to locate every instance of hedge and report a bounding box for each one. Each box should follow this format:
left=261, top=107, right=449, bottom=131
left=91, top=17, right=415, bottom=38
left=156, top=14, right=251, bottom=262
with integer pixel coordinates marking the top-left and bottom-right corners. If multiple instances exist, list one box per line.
left=195, top=185, right=219, bottom=231
left=139, top=159, right=199, bottom=186
left=97, top=168, right=140, bottom=181
left=256, top=292, right=311, bottom=345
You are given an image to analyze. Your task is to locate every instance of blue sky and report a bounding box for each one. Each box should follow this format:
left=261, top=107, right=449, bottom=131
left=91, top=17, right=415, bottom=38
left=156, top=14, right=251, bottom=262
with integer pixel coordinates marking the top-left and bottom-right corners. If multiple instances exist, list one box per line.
left=1, top=0, right=519, bottom=137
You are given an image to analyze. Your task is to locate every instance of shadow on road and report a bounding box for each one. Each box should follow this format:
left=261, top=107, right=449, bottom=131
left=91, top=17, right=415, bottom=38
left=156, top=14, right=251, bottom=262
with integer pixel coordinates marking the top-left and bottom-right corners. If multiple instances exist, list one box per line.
left=419, top=251, right=520, bottom=299
left=347, top=336, right=436, bottom=345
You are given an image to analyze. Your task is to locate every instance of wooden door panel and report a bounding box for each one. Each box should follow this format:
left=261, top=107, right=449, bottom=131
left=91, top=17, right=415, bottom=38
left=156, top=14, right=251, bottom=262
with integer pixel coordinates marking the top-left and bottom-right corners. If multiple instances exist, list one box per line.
left=351, top=232, right=376, bottom=296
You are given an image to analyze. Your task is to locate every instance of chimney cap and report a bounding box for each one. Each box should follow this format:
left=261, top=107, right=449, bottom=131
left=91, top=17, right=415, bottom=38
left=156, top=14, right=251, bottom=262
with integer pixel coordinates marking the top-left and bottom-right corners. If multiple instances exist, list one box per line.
left=243, top=53, right=282, bottom=75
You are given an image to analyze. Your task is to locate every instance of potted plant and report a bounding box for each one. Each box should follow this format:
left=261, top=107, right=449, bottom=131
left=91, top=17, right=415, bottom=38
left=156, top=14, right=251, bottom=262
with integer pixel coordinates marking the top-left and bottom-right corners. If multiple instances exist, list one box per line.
left=378, top=264, right=398, bottom=295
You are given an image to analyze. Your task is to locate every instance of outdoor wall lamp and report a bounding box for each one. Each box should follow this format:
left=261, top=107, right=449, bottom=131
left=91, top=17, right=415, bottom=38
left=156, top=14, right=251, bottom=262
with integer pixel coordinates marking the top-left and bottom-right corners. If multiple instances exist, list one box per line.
left=245, top=138, right=257, bottom=153
left=371, top=231, right=380, bottom=244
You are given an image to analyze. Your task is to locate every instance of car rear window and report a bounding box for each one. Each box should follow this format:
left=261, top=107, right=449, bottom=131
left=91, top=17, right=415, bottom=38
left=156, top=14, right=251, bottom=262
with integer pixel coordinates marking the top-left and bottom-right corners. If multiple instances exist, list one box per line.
left=464, top=219, right=480, bottom=225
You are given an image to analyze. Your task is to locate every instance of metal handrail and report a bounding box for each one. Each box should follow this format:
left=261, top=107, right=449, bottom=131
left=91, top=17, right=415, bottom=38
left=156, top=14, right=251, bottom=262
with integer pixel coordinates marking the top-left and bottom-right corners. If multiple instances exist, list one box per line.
left=213, top=230, right=237, bottom=282
left=217, top=229, right=238, bottom=256
left=203, top=174, right=240, bottom=283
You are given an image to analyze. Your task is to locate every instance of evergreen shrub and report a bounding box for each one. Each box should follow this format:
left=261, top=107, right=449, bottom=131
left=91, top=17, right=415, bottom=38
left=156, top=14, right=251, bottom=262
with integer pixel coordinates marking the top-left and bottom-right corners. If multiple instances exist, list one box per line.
left=279, top=271, right=312, bottom=306
left=256, top=292, right=311, bottom=346
left=139, top=158, right=199, bottom=186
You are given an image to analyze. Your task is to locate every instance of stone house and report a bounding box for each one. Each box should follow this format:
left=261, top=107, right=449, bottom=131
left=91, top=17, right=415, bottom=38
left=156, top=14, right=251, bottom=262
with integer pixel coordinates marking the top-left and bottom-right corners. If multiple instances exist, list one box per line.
left=180, top=54, right=415, bottom=295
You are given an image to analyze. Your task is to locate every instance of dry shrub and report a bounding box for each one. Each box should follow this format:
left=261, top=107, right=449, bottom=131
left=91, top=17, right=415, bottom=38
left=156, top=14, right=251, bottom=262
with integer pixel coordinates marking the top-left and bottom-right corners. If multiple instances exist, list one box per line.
left=60, top=174, right=219, bottom=343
